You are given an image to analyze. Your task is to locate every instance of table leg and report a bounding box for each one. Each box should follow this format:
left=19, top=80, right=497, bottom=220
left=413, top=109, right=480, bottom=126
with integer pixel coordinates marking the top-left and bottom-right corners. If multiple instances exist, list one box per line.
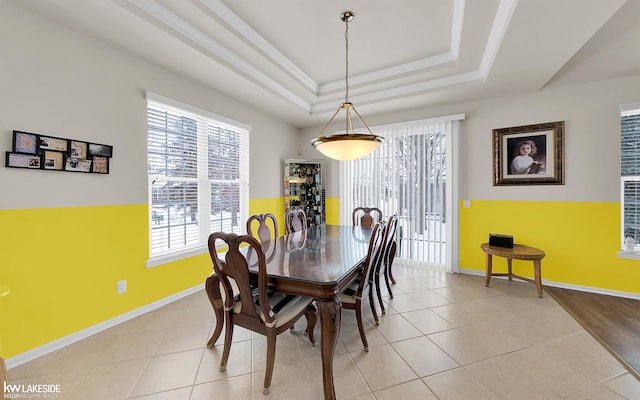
left=534, top=260, right=543, bottom=297
left=484, top=253, right=493, bottom=287
left=318, top=298, right=341, bottom=400
left=507, top=259, right=513, bottom=281
left=205, top=274, right=224, bottom=348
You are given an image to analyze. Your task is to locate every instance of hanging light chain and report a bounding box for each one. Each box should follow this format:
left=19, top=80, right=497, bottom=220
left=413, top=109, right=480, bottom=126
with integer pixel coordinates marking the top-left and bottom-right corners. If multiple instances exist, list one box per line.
left=310, top=10, right=385, bottom=161
left=344, top=15, right=350, bottom=104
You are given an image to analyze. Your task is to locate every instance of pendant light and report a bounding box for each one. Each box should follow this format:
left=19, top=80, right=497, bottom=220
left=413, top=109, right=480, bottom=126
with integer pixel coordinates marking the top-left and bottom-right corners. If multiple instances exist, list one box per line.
left=310, top=11, right=385, bottom=161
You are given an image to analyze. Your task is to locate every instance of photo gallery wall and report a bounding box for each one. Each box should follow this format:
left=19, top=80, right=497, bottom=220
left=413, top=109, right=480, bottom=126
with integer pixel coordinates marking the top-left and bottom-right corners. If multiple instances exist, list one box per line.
left=5, top=130, right=113, bottom=174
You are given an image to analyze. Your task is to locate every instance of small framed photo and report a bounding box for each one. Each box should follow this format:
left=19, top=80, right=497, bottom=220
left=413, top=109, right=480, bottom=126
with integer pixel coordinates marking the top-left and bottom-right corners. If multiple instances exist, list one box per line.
left=13, top=131, right=38, bottom=154
left=88, top=143, right=113, bottom=158
left=92, top=156, right=109, bottom=174
left=65, top=157, right=92, bottom=172
left=43, top=151, right=65, bottom=170
left=492, top=121, right=565, bottom=186
left=69, top=141, right=88, bottom=159
left=39, top=136, right=68, bottom=152
left=6, top=152, right=41, bottom=169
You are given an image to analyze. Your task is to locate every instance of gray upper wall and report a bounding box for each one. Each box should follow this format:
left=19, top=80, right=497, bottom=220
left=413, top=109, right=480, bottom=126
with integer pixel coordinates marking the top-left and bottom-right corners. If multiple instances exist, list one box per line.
left=0, top=1, right=297, bottom=210
left=2, top=0, right=639, bottom=210
left=302, top=72, right=640, bottom=203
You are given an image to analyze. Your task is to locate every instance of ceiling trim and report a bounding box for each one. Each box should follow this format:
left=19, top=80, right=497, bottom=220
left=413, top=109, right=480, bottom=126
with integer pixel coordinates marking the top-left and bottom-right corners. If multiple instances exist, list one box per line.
left=479, top=0, right=518, bottom=77
left=318, top=0, right=467, bottom=94
left=127, top=0, right=517, bottom=115
left=199, top=0, right=318, bottom=93
left=128, top=0, right=312, bottom=111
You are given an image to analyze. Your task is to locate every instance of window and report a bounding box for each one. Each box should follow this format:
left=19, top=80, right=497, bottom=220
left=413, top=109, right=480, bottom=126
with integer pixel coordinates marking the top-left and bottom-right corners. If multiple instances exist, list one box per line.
left=146, top=93, right=250, bottom=267
left=339, top=115, right=463, bottom=271
left=621, top=104, right=640, bottom=253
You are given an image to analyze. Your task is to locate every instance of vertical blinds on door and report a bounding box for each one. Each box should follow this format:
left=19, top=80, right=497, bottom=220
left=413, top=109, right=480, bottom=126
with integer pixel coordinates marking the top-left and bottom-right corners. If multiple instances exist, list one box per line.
left=340, top=115, right=463, bottom=271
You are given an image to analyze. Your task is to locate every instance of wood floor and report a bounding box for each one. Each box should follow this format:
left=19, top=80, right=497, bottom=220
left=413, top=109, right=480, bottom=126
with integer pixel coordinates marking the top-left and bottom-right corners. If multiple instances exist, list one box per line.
left=546, top=286, right=640, bottom=381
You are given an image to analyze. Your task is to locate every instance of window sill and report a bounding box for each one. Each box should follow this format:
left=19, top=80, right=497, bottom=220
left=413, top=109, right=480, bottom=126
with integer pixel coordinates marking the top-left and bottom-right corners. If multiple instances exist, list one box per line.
left=146, top=245, right=207, bottom=268
left=617, top=250, right=640, bottom=260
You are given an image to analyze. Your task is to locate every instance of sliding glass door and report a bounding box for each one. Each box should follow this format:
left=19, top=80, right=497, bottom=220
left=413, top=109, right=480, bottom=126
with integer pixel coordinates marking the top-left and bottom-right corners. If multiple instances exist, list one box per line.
left=339, top=115, right=463, bottom=272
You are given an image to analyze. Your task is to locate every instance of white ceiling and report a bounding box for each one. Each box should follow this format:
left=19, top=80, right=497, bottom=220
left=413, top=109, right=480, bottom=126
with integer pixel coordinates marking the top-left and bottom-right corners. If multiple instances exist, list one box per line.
left=8, top=0, right=640, bottom=128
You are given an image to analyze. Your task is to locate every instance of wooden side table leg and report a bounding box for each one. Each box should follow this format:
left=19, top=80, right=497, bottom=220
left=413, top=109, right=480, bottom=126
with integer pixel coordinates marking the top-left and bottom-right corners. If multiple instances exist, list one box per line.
left=507, top=259, right=513, bottom=281
left=534, top=260, right=543, bottom=297
left=485, top=253, right=493, bottom=287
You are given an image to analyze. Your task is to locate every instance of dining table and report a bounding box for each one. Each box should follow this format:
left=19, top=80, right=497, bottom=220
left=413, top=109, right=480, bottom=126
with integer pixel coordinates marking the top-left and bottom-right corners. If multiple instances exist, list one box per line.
left=205, top=224, right=372, bottom=400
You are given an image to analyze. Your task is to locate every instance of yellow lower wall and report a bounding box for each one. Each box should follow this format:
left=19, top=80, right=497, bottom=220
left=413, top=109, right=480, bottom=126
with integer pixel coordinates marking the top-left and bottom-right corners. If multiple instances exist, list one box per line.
left=3, top=197, right=637, bottom=361
left=0, top=205, right=212, bottom=359
left=0, top=197, right=330, bottom=359
left=325, top=197, right=340, bottom=225
left=460, top=200, right=640, bottom=294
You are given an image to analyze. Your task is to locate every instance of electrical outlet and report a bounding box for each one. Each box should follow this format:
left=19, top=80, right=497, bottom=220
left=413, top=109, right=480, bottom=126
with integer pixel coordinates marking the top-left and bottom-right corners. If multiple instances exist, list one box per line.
left=463, top=200, right=471, bottom=208
left=117, top=280, right=127, bottom=294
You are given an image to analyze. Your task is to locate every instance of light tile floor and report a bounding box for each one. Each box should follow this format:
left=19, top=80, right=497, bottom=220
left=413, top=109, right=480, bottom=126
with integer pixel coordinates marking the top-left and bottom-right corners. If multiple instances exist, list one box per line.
left=8, top=264, right=640, bottom=399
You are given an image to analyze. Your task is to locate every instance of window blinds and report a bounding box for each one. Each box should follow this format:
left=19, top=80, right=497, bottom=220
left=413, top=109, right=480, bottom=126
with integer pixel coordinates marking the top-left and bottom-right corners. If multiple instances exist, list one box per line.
left=147, top=93, right=249, bottom=263
left=621, top=107, right=640, bottom=242
left=340, top=115, right=463, bottom=271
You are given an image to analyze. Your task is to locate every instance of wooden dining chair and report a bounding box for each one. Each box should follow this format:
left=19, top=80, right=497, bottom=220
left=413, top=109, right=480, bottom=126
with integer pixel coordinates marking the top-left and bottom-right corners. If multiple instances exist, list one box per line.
left=352, top=207, right=383, bottom=228
left=338, top=222, right=385, bottom=351
left=373, top=214, right=399, bottom=315
left=284, top=208, right=307, bottom=234
left=207, top=232, right=317, bottom=395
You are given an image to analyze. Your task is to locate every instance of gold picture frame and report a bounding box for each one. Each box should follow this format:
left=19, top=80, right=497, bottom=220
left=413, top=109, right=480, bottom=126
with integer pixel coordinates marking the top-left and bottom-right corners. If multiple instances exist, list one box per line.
left=492, top=121, right=565, bottom=186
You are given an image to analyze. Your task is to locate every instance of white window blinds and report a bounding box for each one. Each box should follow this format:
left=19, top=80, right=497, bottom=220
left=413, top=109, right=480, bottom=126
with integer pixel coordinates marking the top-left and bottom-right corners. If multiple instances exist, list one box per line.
left=621, top=105, right=640, bottom=249
left=340, top=115, right=463, bottom=271
left=146, top=93, right=249, bottom=266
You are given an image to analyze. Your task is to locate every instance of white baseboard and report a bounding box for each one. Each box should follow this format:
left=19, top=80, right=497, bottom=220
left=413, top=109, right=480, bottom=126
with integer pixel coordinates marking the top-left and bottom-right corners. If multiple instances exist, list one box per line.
left=6, top=284, right=204, bottom=370
left=459, top=268, right=640, bottom=301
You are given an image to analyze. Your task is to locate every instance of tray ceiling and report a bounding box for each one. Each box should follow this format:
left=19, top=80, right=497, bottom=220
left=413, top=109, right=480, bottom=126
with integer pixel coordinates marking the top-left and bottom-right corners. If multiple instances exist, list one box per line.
left=7, top=0, right=640, bottom=127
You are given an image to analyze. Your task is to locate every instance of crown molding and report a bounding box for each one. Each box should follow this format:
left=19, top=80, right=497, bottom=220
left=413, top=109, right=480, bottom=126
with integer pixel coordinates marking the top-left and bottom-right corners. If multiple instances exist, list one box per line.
left=128, top=0, right=517, bottom=114
left=128, top=0, right=311, bottom=112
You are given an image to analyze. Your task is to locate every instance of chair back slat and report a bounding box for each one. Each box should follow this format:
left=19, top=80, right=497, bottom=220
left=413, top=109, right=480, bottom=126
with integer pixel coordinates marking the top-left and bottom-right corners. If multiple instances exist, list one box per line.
left=352, top=207, right=383, bottom=228
left=246, top=214, right=279, bottom=262
left=246, top=213, right=279, bottom=243
left=284, top=209, right=307, bottom=234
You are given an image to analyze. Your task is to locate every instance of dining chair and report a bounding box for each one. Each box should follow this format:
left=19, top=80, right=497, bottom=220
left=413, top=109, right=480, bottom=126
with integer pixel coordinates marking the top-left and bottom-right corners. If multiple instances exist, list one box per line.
left=284, top=208, right=308, bottom=234
left=207, top=232, right=317, bottom=395
left=352, top=207, right=383, bottom=228
left=338, top=222, right=385, bottom=351
left=373, top=214, right=399, bottom=314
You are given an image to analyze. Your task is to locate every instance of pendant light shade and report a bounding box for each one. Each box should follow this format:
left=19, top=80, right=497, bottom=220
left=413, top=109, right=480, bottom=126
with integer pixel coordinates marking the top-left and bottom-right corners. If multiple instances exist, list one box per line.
left=310, top=11, right=385, bottom=161
left=311, top=132, right=384, bottom=161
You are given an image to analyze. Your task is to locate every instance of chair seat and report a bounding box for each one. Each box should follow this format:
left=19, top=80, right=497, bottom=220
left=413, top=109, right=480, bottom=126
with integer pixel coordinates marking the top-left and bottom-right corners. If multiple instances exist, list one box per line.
left=338, top=281, right=360, bottom=304
left=233, top=291, right=314, bottom=328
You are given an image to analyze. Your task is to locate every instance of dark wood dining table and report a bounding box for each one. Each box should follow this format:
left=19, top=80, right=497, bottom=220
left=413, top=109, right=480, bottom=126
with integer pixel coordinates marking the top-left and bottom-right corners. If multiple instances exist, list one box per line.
left=205, top=224, right=371, bottom=400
